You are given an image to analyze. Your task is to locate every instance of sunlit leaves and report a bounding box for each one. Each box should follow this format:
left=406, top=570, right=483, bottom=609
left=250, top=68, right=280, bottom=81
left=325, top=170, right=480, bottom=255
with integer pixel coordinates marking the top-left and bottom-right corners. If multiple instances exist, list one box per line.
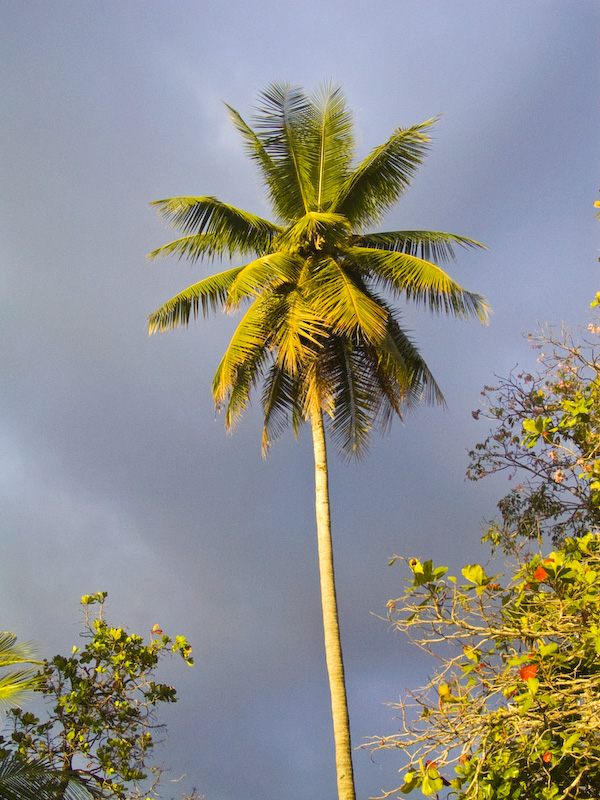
left=4, top=593, right=193, bottom=800
left=0, top=634, right=41, bottom=712
left=335, top=120, right=435, bottom=227
left=149, top=196, right=280, bottom=260
left=148, top=83, right=486, bottom=456
left=356, top=230, right=485, bottom=264
left=147, top=266, right=244, bottom=332
left=371, top=532, right=600, bottom=799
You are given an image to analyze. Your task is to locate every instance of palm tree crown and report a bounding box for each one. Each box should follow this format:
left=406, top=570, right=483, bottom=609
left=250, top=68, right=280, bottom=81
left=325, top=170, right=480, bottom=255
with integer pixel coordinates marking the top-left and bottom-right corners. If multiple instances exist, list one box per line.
left=148, top=83, right=489, bottom=456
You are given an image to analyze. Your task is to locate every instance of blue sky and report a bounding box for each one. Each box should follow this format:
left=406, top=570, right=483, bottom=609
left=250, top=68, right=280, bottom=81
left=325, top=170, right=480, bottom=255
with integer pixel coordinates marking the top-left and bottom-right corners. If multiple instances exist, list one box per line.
left=1, top=3, right=598, bottom=799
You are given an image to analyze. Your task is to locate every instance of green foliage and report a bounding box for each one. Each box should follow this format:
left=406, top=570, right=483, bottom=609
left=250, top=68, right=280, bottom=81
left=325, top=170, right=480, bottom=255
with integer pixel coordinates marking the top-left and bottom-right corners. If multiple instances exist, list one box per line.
left=146, top=82, right=488, bottom=800
left=369, top=533, right=600, bottom=799
left=148, top=82, right=488, bottom=459
left=2, top=593, right=193, bottom=800
left=0, top=754, right=98, bottom=800
left=0, top=633, right=42, bottom=713
left=467, top=317, right=600, bottom=549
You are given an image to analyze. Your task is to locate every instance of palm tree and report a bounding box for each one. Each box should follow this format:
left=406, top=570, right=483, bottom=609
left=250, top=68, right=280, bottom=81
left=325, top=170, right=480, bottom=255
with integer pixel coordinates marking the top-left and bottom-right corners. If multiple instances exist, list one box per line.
left=147, top=83, right=489, bottom=800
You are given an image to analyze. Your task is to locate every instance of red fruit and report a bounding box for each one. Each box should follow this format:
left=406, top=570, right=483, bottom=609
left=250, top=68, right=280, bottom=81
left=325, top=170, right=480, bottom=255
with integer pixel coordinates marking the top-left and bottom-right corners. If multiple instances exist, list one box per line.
left=534, top=566, right=548, bottom=581
left=542, top=750, right=552, bottom=763
left=519, top=664, right=538, bottom=681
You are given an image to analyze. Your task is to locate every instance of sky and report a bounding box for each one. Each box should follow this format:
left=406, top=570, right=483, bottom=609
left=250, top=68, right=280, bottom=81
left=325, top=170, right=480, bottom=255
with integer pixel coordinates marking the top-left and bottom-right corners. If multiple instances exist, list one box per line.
left=1, top=2, right=598, bottom=799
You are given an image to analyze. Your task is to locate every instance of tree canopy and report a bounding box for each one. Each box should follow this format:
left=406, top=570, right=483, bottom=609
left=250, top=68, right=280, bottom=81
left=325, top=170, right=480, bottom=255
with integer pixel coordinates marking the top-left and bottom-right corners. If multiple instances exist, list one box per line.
left=468, top=312, right=600, bottom=550
left=370, top=306, right=600, bottom=799
left=371, top=532, right=600, bottom=799
left=148, top=83, right=489, bottom=458
left=1, top=592, right=194, bottom=800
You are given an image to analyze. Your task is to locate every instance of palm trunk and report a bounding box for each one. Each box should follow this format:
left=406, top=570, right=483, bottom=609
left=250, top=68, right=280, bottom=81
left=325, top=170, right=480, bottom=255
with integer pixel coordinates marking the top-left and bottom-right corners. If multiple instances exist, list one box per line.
left=311, top=409, right=356, bottom=800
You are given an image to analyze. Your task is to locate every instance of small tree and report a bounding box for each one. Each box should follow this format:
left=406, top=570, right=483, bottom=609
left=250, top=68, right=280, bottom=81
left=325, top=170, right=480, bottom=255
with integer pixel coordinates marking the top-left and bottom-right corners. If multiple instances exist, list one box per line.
left=1, top=592, right=194, bottom=800
left=467, top=309, right=600, bottom=550
left=0, top=634, right=94, bottom=800
left=369, top=532, right=600, bottom=799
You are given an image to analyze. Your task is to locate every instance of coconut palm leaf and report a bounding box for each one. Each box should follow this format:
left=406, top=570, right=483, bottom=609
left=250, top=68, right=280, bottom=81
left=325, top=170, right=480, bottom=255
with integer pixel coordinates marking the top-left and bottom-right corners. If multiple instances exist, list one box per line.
left=150, top=196, right=280, bottom=254
left=308, top=256, right=389, bottom=343
left=261, top=364, right=304, bottom=455
left=219, top=340, right=271, bottom=431
left=251, top=83, right=314, bottom=216
left=274, top=211, right=350, bottom=252
left=0, top=671, right=40, bottom=709
left=335, top=120, right=436, bottom=227
left=226, top=252, right=303, bottom=304
left=319, top=339, right=375, bottom=457
left=225, top=104, right=299, bottom=226
left=357, top=230, right=485, bottom=264
left=266, top=289, right=328, bottom=373
left=0, top=756, right=97, bottom=800
left=306, top=84, right=354, bottom=211
left=0, top=634, right=38, bottom=669
left=211, top=298, right=271, bottom=410
left=147, top=266, right=244, bottom=332
left=0, top=633, right=41, bottom=711
left=381, top=314, right=445, bottom=408
left=349, top=246, right=490, bottom=321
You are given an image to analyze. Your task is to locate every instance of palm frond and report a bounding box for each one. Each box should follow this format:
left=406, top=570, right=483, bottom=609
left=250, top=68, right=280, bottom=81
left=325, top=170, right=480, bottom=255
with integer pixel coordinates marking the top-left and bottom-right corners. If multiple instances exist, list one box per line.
left=261, top=365, right=305, bottom=456
left=266, top=290, right=328, bottom=374
left=221, top=345, right=272, bottom=432
left=225, top=104, right=289, bottom=221
left=274, top=212, right=350, bottom=253
left=308, top=257, right=388, bottom=342
left=335, top=119, right=436, bottom=227
left=147, top=232, right=258, bottom=263
left=252, top=83, right=314, bottom=216
left=0, top=634, right=39, bottom=669
left=212, top=298, right=271, bottom=414
left=320, top=339, right=375, bottom=458
left=0, top=671, right=40, bottom=709
left=0, top=633, right=41, bottom=711
left=148, top=197, right=279, bottom=260
left=227, top=252, right=303, bottom=304
left=348, top=246, right=490, bottom=322
left=306, top=83, right=354, bottom=211
left=0, top=757, right=97, bottom=800
left=147, top=266, right=244, bottom=333
left=356, top=230, right=486, bottom=264
left=380, top=313, right=445, bottom=408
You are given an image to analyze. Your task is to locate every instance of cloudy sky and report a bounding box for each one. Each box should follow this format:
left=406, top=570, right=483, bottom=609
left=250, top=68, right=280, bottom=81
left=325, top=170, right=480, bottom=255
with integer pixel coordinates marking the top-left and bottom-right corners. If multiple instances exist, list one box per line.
left=1, top=2, right=598, bottom=799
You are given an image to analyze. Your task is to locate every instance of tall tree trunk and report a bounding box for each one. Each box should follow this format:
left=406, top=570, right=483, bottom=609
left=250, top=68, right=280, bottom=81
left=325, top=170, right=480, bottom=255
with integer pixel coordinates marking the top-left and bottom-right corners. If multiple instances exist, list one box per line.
left=311, top=409, right=356, bottom=800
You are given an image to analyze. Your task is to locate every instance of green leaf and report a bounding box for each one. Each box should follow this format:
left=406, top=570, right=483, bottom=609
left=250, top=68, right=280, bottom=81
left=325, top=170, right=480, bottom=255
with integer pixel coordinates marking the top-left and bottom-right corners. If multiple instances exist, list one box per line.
left=562, top=732, right=580, bottom=751
left=538, top=642, right=558, bottom=657
left=421, top=770, right=443, bottom=795
left=400, top=770, right=419, bottom=794
left=461, top=564, right=484, bottom=585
